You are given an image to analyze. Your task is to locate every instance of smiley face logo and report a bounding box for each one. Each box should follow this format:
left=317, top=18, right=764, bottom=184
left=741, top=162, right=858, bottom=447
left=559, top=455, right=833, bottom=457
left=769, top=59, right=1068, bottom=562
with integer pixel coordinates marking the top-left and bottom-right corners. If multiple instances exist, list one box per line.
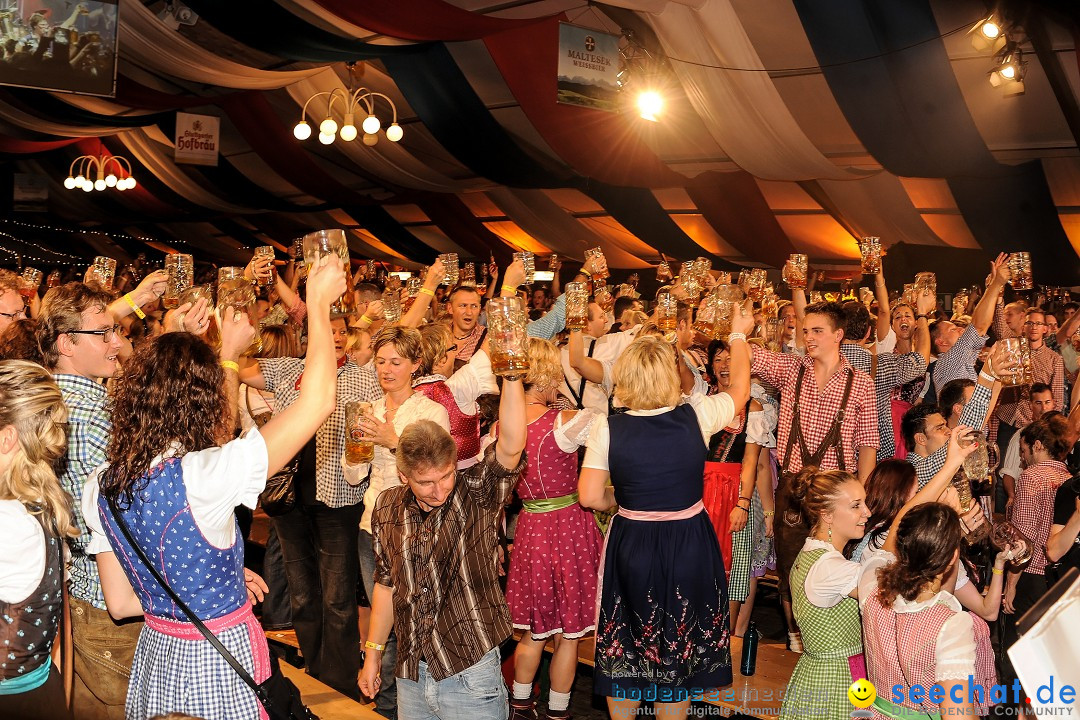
left=848, top=678, right=876, bottom=709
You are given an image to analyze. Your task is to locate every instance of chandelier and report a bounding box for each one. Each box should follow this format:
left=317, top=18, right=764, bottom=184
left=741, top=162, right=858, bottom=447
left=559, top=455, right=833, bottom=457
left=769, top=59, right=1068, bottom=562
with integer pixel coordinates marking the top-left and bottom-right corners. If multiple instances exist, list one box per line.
left=293, top=87, right=403, bottom=146
left=64, top=154, right=137, bottom=192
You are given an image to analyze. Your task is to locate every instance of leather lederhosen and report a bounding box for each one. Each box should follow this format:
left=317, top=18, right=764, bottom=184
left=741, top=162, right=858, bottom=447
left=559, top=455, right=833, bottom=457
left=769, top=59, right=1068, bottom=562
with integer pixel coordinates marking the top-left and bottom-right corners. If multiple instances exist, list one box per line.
left=773, top=363, right=855, bottom=598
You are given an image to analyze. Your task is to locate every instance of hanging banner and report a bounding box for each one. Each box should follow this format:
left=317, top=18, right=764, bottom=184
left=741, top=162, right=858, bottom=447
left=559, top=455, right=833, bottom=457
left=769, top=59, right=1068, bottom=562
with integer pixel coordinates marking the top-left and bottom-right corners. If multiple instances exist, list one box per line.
left=174, top=112, right=220, bottom=166
left=13, top=173, right=48, bottom=212
left=557, top=23, right=620, bottom=113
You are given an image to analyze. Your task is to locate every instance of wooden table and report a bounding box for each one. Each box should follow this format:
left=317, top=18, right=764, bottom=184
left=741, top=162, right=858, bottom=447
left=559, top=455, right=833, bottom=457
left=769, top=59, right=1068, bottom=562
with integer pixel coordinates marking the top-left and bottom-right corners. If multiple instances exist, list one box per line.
left=700, top=637, right=798, bottom=718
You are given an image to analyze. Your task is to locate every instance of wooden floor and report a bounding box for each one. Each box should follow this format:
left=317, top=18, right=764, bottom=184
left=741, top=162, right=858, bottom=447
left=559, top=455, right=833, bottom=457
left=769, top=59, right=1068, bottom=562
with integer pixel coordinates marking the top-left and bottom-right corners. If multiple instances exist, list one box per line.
left=279, top=661, right=382, bottom=720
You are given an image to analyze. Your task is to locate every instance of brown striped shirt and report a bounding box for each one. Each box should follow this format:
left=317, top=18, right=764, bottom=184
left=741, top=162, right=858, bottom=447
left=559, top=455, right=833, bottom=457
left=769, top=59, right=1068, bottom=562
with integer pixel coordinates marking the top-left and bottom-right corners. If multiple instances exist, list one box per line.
left=372, top=444, right=525, bottom=681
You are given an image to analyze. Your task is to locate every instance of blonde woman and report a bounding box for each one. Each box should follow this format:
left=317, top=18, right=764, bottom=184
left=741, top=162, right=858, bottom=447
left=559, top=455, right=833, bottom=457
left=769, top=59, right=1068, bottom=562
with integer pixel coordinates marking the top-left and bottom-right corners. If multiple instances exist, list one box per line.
left=505, top=339, right=600, bottom=720
left=580, top=304, right=754, bottom=718
left=0, top=360, right=76, bottom=719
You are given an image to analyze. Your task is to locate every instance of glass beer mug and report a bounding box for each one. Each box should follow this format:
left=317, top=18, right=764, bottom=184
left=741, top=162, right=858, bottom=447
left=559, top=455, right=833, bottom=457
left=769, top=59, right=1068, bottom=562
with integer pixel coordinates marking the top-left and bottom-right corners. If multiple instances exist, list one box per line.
left=513, top=251, right=535, bottom=285
left=564, top=282, right=589, bottom=331
left=782, top=254, right=808, bottom=289
left=90, top=256, right=117, bottom=292
left=439, top=253, right=459, bottom=286
left=163, top=254, right=193, bottom=309
left=487, top=297, right=530, bottom=379
left=585, top=247, right=609, bottom=284
left=857, top=237, right=881, bottom=275
left=998, top=337, right=1032, bottom=386
left=345, top=401, right=375, bottom=464
left=915, top=271, right=936, bottom=298
left=253, top=246, right=276, bottom=287
left=1008, top=252, right=1032, bottom=290
left=656, top=292, right=679, bottom=334
left=693, top=292, right=721, bottom=338
left=19, top=268, right=41, bottom=300
left=302, top=230, right=355, bottom=318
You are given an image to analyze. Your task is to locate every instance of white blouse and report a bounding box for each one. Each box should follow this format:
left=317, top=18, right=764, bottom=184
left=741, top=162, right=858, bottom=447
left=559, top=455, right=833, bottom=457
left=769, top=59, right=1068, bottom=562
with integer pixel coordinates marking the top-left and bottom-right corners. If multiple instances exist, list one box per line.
left=581, top=391, right=736, bottom=472
left=858, top=550, right=976, bottom=681
left=0, top=500, right=46, bottom=604
left=355, top=392, right=451, bottom=534
left=84, top=429, right=270, bottom=553
left=799, top=537, right=863, bottom=608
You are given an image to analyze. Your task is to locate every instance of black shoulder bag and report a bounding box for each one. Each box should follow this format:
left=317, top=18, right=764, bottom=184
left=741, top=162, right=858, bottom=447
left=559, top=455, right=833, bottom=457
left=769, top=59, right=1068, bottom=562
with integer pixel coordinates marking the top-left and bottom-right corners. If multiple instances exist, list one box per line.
left=106, top=498, right=317, bottom=720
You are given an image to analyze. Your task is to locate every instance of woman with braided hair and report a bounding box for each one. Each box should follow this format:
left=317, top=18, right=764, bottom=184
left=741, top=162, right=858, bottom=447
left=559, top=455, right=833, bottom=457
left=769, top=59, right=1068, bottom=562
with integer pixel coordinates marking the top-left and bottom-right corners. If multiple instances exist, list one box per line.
left=0, top=360, right=77, bottom=718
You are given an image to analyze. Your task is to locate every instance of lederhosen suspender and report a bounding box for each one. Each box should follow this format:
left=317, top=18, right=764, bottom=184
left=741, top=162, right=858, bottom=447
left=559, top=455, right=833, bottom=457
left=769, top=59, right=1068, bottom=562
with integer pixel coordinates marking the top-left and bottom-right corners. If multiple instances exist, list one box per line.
left=781, top=363, right=856, bottom=473
left=564, top=338, right=596, bottom=410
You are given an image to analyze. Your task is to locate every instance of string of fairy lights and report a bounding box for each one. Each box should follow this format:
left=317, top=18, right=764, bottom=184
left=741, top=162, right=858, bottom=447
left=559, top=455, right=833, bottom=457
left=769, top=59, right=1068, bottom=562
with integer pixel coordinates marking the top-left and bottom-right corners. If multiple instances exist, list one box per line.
left=0, top=218, right=173, bottom=268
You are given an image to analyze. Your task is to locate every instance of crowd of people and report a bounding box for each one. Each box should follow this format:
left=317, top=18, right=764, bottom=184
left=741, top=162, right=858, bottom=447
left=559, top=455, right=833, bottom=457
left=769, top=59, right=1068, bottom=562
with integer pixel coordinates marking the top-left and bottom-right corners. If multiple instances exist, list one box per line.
left=0, top=243, right=1077, bottom=720
left=0, top=2, right=116, bottom=91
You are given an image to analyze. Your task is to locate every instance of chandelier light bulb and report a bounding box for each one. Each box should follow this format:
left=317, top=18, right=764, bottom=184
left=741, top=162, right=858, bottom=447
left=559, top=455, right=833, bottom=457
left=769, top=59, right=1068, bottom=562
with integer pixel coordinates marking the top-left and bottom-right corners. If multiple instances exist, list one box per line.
left=105, top=174, right=117, bottom=188
left=385, top=123, right=403, bottom=142
left=75, top=174, right=85, bottom=188
left=82, top=182, right=93, bottom=193
left=94, top=178, right=106, bottom=191
left=363, top=133, right=378, bottom=146
left=319, top=117, right=338, bottom=136
left=293, top=121, right=312, bottom=140
left=318, top=131, right=335, bottom=145
left=339, top=124, right=358, bottom=142
left=63, top=176, right=77, bottom=190
left=362, top=114, right=381, bottom=135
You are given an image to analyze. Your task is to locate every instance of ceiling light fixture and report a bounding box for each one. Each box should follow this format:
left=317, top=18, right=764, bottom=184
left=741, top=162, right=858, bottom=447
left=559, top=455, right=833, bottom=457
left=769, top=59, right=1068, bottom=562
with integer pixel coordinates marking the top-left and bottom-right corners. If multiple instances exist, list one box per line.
left=64, top=154, right=136, bottom=192
left=989, top=44, right=1027, bottom=96
left=969, top=14, right=1008, bottom=53
left=294, top=87, right=403, bottom=147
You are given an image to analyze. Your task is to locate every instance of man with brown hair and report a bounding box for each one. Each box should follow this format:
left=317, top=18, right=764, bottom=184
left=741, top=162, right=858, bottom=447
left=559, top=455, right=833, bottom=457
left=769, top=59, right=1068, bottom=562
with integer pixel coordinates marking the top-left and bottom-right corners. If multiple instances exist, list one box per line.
left=38, top=273, right=166, bottom=719
left=359, top=375, right=526, bottom=720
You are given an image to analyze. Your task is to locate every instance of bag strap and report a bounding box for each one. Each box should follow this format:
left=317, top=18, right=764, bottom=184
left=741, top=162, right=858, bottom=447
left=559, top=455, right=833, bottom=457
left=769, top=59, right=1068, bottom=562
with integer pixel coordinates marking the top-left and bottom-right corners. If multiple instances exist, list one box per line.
left=564, top=338, right=596, bottom=410
left=105, top=498, right=272, bottom=710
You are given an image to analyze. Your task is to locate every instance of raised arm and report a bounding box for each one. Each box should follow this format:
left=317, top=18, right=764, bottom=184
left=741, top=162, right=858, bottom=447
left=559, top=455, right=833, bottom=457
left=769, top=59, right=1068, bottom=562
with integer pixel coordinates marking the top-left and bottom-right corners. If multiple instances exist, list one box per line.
left=913, top=288, right=935, bottom=365
left=792, top=287, right=807, bottom=350
left=217, top=306, right=257, bottom=443
left=107, top=270, right=166, bottom=323
left=400, top=260, right=444, bottom=328
left=724, top=299, right=754, bottom=410
left=873, top=266, right=890, bottom=343
left=259, top=256, right=345, bottom=476
left=970, top=254, right=1009, bottom=336
left=568, top=328, right=605, bottom=383
left=495, top=376, right=526, bottom=470
left=883, top=425, right=977, bottom=556
left=1056, top=307, right=1080, bottom=347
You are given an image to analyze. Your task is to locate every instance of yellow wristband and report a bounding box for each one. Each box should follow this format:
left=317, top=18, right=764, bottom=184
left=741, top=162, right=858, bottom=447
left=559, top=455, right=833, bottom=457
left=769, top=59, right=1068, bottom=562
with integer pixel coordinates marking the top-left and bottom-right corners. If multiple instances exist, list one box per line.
left=419, top=287, right=435, bottom=297
left=992, top=566, right=1003, bottom=576
left=364, top=640, right=385, bottom=652
left=124, top=293, right=146, bottom=320
left=220, top=360, right=240, bottom=373
left=359, top=314, right=373, bottom=325
left=501, top=285, right=517, bottom=294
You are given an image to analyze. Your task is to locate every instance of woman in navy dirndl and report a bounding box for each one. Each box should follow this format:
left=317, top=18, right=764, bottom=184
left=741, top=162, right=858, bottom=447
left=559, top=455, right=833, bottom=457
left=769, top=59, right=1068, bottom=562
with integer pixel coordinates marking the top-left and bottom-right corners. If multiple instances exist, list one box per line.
left=580, top=303, right=754, bottom=718
left=84, top=256, right=346, bottom=720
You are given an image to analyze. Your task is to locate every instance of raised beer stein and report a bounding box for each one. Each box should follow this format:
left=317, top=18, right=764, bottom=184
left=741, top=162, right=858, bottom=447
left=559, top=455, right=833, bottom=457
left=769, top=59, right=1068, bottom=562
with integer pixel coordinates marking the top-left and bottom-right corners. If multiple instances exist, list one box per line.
left=656, top=292, right=679, bottom=335
left=914, top=271, right=936, bottom=298
left=564, top=282, right=589, bottom=331
left=656, top=260, right=673, bottom=282
left=302, top=230, right=354, bottom=318
left=382, top=288, right=402, bottom=324
left=1007, top=252, right=1032, bottom=290
left=18, top=267, right=41, bottom=300
left=857, top=237, right=882, bottom=275
left=439, top=253, right=459, bottom=286
left=513, top=251, right=535, bottom=285
left=593, top=284, right=615, bottom=313
left=163, top=254, right=193, bottom=309
left=253, top=246, right=276, bottom=287
left=460, top=263, right=477, bottom=287
left=585, top=247, right=609, bottom=284
left=782, top=254, right=808, bottom=289
left=90, top=256, right=117, bottom=292
left=487, top=297, right=530, bottom=379
left=998, top=337, right=1032, bottom=386
left=694, top=291, right=720, bottom=339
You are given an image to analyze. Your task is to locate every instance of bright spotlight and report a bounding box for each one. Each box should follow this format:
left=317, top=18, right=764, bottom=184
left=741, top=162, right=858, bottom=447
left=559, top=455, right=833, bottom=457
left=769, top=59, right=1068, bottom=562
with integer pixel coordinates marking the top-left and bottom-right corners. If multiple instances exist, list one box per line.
left=636, top=90, right=663, bottom=122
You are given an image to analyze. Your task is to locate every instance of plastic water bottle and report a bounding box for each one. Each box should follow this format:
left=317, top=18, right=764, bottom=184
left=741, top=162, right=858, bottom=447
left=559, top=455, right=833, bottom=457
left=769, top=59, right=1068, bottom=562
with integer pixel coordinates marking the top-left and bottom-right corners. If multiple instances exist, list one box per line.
left=740, top=621, right=760, bottom=676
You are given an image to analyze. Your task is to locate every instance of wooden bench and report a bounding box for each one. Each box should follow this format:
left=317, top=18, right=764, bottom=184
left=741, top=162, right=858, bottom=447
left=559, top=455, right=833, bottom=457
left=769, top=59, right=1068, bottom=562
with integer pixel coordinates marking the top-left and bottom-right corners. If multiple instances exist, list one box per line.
left=279, top=660, right=383, bottom=720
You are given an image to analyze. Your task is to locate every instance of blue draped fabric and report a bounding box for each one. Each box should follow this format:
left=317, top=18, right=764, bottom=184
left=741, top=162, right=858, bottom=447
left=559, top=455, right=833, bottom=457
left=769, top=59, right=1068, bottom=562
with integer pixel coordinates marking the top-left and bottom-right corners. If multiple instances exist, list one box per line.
left=793, top=0, right=1077, bottom=284
left=347, top=206, right=439, bottom=263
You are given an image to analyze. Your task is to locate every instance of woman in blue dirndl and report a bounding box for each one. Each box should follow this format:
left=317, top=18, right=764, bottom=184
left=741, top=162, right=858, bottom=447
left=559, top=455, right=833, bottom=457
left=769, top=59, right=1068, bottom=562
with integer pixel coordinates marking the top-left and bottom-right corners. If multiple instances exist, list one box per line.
left=84, top=256, right=347, bottom=720
left=580, top=304, right=754, bottom=718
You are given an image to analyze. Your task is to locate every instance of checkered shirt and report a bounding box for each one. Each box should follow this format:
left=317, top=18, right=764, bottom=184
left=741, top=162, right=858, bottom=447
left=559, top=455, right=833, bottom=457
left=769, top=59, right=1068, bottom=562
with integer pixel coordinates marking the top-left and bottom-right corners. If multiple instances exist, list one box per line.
left=993, top=301, right=1019, bottom=341
left=258, top=357, right=382, bottom=508
left=453, top=324, right=486, bottom=364
left=840, top=343, right=927, bottom=460
left=1008, top=460, right=1071, bottom=575
left=908, top=380, right=993, bottom=487
left=750, top=350, right=878, bottom=474
left=932, top=324, right=988, bottom=390
left=994, top=343, right=1065, bottom=428
left=53, top=373, right=110, bottom=610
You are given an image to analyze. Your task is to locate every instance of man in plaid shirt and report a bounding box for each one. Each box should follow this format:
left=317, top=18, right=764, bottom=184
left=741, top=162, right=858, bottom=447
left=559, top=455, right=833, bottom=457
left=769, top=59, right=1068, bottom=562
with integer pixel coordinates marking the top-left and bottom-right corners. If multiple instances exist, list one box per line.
left=993, top=307, right=1066, bottom=436
left=839, top=295, right=931, bottom=460
left=929, top=253, right=1010, bottom=392
left=750, top=301, right=878, bottom=647
left=39, top=274, right=167, bottom=719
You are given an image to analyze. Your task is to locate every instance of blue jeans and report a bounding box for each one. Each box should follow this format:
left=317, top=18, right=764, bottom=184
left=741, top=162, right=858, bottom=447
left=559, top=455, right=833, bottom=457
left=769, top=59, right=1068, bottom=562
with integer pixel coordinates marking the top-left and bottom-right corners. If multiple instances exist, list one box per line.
left=260, top=526, right=292, bottom=628
left=359, top=529, right=398, bottom=719
left=397, top=648, right=508, bottom=720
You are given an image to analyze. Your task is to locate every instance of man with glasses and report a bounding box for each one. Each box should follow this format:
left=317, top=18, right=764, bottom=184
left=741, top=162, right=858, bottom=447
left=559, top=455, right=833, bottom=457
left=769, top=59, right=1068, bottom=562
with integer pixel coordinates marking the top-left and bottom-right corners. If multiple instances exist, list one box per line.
left=992, top=308, right=1065, bottom=476
left=0, top=269, right=27, bottom=332
left=37, top=275, right=165, bottom=719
